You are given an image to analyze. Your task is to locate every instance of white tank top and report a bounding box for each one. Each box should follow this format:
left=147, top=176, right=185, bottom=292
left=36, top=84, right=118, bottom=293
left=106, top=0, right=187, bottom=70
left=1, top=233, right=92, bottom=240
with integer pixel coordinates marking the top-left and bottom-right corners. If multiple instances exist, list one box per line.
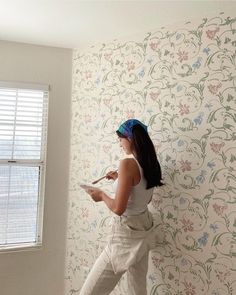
left=113, top=157, right=154, bottom=216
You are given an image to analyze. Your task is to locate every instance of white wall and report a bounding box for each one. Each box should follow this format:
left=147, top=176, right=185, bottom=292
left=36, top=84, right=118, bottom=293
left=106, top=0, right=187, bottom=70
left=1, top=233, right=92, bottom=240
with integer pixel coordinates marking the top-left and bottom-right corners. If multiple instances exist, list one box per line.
left=0, top=40, right=72, bottom=295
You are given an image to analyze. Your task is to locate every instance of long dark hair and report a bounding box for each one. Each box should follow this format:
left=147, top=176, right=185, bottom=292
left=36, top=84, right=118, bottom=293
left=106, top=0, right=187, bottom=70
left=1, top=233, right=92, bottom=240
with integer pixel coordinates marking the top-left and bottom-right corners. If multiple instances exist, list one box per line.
left=117, top=124, right=164, bottom=189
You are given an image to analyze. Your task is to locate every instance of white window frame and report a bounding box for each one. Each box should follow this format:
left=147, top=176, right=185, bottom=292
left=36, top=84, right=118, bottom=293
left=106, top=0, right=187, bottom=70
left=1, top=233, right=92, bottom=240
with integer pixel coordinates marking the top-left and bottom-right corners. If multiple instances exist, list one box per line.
left=0, top=81, right=49, bottom=252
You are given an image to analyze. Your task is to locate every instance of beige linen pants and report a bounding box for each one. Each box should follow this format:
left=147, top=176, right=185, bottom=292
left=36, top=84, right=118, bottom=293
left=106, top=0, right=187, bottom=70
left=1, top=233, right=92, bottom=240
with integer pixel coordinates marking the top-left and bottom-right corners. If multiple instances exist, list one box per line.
left=80, top=210, right=154, bottom=295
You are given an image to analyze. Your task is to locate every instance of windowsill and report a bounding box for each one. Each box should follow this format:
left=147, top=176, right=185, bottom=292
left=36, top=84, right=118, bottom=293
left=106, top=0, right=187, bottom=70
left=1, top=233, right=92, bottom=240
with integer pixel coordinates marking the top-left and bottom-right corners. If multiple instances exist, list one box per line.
left=0, top=242, right=42, bottom=254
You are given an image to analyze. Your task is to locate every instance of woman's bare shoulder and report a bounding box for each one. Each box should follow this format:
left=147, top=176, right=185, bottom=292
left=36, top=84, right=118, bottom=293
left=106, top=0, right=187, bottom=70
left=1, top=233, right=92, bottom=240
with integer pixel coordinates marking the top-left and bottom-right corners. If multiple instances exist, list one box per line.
left=119, top=158, right=139, bottom=173
left=119, top=157, right=135, bottom=166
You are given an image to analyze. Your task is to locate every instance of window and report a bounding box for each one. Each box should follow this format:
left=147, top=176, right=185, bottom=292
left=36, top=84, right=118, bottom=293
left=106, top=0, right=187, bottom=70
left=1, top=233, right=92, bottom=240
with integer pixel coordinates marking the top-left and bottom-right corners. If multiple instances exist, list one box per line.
left=0, top=81, right=49, bottom=251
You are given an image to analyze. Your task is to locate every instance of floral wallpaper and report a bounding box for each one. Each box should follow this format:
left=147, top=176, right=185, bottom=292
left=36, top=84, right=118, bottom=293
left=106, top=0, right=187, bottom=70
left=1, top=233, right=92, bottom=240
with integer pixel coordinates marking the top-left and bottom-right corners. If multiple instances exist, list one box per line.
left=65, top=13, right=236, bottom=295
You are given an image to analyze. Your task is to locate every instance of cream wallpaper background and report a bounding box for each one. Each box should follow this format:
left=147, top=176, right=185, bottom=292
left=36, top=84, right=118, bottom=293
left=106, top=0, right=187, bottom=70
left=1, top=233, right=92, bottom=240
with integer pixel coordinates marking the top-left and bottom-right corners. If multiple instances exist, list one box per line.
left=65, top=13, right=236, bottom=295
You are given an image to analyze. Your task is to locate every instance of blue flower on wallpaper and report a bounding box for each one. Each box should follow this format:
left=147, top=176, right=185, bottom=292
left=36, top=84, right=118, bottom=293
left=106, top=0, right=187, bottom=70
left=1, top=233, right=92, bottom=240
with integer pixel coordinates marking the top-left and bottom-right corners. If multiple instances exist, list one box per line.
left=210, top=223, right=219, bottom=233
left=176, top=33, right=182, bottom=40
left=138, top=68, right=145, bottom=78
left=207, top=161, right=216, bottom=170
left=95, top=77, right=100, bottom=85
left=91, top=220, right=97, bottom=229
left=192, top=57, right=202, bottom=69
left=196, top=170, right=207, bottom=184
left=205, top=102, right=213, bottom=111
left=148, top=274, right=157, bottom=283
left=177, top=139, right=185, bottom=146
left=147, top=58, right=153, bottom=64
left=179, top=197, right=186, bottom=204
left=193, top=112, right=204, bottom=125
left=203, top=47, right=211, bottom=55
left=147, top=108, right=154, bottom=115
left=198, top=232, right=209, bottom=247
left=177, top=85, right=183, bottom=92
left=98, top=209, right=105, bottom=215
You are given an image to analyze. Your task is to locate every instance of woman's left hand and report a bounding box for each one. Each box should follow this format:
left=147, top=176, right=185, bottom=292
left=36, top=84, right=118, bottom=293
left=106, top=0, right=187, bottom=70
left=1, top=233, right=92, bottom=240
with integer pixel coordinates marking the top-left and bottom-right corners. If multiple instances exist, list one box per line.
left=85, top=187, right=103, bottom=202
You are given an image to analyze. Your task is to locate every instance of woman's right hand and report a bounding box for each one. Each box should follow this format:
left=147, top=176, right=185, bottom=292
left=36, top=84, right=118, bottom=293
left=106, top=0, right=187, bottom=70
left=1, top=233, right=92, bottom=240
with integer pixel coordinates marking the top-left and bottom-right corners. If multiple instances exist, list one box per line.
left=106, top=170, right=118, bottom=180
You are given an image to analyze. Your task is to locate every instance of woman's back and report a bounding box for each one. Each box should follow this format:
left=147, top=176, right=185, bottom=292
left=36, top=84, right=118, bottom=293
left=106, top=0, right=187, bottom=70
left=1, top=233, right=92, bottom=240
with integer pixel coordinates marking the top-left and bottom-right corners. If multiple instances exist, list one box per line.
left=113, top=157, right=154, bottom=216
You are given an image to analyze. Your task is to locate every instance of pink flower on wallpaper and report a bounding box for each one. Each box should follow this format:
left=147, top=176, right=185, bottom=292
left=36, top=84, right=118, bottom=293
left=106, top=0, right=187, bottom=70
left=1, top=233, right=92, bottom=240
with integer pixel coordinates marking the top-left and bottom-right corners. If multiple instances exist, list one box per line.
left=179, top=159, right=192, bottom=172
left=213, top=203, right=228, bottom=216
left=152, top=197, right=163, bottom=209
left=79, top=257, right=89, bottom=267
left=104, top=52, right=113, bottom=61
left=125, top=110, right=135, bottom=119
left=80, top=207, right=89, bottom=218
left=206, top=27, right=219, bottom=39
left=82, top=159, right=90, bottom=169
left=149, top=40, right=160, bottom=50
left=182, top=280, right=196, bottom=295
left=180, top=217, right=194, bottom=232
left=151, top=256, right=164, bottom=268
left=215, top=269, right=231, bottom=283
left=84, top=70, right=92, bottom=79
left=208, top=83, right=222, bottom=94
left=177, top=49, right=189, bottom=62
left=84, top=114, right=92, bottom=123
left=103, top=98, right=112, bottom=106
left=178, top=102, right=190, bottom=116
left=103, top=144, right=112, bottom=153
left=126, top=60, right=135, bottom=71
left=150, top=91, right=160, bottom=101
left=210, top=142, right=225, bottom=154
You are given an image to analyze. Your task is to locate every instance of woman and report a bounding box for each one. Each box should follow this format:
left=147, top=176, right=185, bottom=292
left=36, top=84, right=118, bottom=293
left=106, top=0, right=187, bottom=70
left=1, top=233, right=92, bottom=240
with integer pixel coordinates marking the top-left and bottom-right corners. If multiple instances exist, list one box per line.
left=80, top=119, right=163, bottom=295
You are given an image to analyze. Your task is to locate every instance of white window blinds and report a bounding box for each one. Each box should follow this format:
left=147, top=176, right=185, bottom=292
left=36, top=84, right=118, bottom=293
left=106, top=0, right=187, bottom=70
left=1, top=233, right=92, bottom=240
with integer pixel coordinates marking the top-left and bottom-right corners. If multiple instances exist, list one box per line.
left=0, top=82, right=49, bottom=250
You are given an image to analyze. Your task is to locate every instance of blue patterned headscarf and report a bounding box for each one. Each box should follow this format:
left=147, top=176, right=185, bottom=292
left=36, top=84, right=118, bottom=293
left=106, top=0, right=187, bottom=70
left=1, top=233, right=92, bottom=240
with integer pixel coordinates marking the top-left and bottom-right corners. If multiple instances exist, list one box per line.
left=117, top=119, right=148, bottom=138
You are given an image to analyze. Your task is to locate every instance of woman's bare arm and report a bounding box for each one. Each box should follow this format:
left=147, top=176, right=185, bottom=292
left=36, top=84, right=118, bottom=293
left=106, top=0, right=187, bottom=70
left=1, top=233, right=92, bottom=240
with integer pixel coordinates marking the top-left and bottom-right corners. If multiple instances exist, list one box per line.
left=101, top=159, right=133, bottom=215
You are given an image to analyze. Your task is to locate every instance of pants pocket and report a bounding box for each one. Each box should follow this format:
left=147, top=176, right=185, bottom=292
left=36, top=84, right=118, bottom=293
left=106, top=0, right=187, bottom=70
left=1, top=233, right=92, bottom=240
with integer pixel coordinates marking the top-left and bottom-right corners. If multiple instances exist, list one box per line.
left=121, top=213, right=153, bottom=232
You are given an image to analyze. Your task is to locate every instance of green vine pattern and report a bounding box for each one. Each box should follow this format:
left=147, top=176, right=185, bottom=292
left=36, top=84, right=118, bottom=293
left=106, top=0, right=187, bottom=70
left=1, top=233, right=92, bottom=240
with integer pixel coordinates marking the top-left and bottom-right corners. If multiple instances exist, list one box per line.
left=66, top=13, right=236, bottom=295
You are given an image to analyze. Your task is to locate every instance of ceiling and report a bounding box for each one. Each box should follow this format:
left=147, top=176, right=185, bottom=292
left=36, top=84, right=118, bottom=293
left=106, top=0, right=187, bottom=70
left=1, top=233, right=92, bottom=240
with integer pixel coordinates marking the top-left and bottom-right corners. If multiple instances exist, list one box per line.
left=0, top=0, right=235, bottom=49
